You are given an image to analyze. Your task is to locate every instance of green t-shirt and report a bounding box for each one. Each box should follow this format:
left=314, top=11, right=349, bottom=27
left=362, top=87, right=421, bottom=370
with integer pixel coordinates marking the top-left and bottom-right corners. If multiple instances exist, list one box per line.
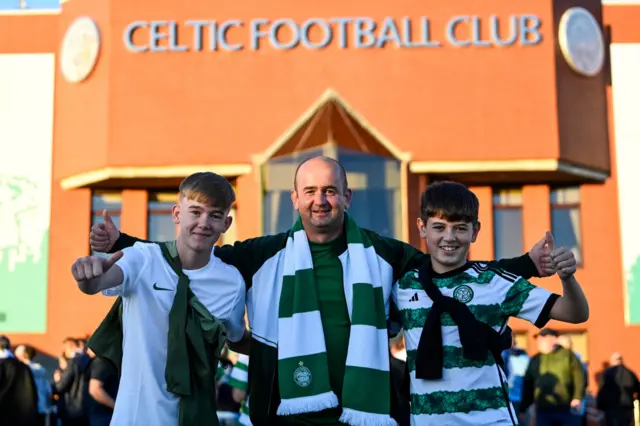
left=280, top=234, right=349, bottom=426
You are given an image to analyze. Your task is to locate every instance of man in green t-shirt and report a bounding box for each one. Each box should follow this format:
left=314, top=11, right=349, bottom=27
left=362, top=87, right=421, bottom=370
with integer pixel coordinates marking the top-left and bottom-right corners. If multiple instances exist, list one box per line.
left=90, top=156, right=554, bottom=426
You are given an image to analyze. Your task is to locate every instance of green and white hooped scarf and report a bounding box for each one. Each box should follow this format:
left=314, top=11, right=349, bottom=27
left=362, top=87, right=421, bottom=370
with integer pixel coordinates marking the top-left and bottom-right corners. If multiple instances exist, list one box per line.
left=276, top=214, right=396, bottom=426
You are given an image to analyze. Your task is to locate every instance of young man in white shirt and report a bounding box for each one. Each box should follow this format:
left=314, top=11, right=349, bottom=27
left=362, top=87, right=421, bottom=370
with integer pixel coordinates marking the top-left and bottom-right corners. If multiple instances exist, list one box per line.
left=71, top=172, right=247, bottom=426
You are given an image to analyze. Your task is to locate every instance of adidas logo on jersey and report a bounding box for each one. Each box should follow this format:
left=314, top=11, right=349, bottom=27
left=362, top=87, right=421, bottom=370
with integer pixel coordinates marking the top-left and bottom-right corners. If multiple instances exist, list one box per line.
left=409, top=292, right=419, bottom=302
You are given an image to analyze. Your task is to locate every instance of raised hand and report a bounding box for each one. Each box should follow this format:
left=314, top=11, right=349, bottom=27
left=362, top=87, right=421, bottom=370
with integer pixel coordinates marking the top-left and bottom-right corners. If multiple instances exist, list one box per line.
left=529, top=231, right=555, bottom=277
left=90, top=209, right=120, bottom=253
left=550, top=245, right=577, bottom=281
left=71, top=251, right=123, bottom=285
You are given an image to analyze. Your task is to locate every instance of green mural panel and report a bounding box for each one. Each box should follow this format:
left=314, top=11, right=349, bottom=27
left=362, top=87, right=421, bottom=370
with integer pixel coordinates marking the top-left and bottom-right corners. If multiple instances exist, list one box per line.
left=0, top=177, right=50, bottom=333
left=628, top=256, right=640, bottom=324
left=0, top=54, right=54, bottom=333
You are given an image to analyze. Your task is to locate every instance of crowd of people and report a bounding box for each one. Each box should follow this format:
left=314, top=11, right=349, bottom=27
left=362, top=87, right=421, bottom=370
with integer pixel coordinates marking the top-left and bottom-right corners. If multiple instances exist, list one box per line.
left=501, top=329, right=640, bottom=426
left=1, top=156, right=638, bottom=425
left=1, top=328, right=638, bottom=426
left=0, top=335, right=118, bottom=426
left=0, top=335, right=254, bottom=426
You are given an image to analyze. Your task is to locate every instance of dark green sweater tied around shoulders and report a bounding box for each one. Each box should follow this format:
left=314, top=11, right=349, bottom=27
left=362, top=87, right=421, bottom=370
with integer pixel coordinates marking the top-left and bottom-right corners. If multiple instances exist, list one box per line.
left=87, top=241, right=227, bottom=426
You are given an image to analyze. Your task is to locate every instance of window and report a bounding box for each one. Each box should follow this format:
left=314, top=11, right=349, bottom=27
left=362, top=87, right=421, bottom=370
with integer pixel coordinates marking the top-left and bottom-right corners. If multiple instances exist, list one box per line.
left=91, top=191, right=122, bottom=257
left=148, top=192, right=177, bottom=242
left=493, top=189, right=524, bottom=260
left=550, top=187, right=583, bottom=266
left=262, top=145, right=402, bottom=239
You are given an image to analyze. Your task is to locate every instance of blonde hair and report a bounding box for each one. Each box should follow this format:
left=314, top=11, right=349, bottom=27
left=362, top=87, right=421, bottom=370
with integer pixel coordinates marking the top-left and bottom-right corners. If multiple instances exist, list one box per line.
left=179, top=172, right=235, bottom=210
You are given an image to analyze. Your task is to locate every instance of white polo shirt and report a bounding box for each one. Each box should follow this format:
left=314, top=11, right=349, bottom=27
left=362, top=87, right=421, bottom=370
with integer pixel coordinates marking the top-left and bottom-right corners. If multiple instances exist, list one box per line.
left=103, top=242, right=246, bottom=426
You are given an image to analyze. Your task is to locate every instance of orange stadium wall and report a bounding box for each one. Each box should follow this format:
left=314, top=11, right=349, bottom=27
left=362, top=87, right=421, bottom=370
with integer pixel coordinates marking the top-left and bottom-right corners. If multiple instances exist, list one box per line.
left=1, top=0, right=639, bottom=392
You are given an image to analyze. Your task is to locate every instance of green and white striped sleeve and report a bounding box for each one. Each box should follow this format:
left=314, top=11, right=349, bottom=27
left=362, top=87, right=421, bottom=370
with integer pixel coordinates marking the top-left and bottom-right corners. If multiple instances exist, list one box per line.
left=498, top=269, right=560, bottom=328
left=228, top=354, right=249, bottom=391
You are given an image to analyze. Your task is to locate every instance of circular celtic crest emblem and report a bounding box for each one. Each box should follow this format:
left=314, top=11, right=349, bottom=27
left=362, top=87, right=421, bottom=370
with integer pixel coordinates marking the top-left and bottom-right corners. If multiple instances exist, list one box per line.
left=293, top=361, right=312, bottom=387
left=558, top=7, right=605, bottom=77
left=453, top=285, right=474, bottom=304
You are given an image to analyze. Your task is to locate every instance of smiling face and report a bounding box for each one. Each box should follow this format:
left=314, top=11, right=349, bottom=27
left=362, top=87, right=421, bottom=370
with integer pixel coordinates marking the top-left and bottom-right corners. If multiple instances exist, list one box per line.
left=172, top=172, right=235, bottom=255
left=418, top=216, right=480, bottom=273
left=172, top=196, right=231, bottom=253
left=291, top=157, right=352, bottom=241
left=418, top=181, right=480, bottom=273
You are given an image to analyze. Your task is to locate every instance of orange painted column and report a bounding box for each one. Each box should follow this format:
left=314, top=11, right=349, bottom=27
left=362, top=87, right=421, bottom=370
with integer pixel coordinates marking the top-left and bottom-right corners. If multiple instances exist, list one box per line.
left=521, top=185, right=559, bottom=347
left=469, top=186, right=494, bottom=261
left=406, top=171, right=423, bottom=248
left=121, top=190, right=149, bottom=239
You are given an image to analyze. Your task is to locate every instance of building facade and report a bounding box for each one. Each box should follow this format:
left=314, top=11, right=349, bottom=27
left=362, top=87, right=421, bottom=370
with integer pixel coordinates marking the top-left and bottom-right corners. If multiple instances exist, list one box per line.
left=1, top=0, right=639, bottom=388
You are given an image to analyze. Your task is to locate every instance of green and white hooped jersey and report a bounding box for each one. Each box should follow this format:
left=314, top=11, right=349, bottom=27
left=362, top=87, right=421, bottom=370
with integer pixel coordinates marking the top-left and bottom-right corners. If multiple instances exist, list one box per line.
left=392, top=263, right=555, bottom=426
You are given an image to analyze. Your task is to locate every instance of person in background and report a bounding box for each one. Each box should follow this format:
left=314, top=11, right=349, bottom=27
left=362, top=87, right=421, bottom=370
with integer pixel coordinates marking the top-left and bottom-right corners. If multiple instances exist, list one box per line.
left=558, top=334, right=589, bottom=425
left=502, top=332, right=530, bottom=417
left=597, top=352, right=640, bottom=426
left=87, top=349, right=119, bottom=426
left=0, top=335, right=39, bottom=426
left=76, top=338, right=88, bottom=353
left=54, top=338, right=92, bottom=426
left=52, top=354, right=70, bottom=426
left=15, top=344, right=53, bottom=426
left=520, top=328, right=586, bottom=426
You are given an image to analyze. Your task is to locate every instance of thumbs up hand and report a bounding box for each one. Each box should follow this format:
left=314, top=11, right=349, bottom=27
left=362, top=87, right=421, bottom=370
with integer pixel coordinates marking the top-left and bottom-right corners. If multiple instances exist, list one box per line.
left=551, top=245, right=577, bottom=280
left=71, top=251, right=124, bottom=285
left=90, top=210, right=121, bottom=253
left=529, top=231, right=555, bottom=277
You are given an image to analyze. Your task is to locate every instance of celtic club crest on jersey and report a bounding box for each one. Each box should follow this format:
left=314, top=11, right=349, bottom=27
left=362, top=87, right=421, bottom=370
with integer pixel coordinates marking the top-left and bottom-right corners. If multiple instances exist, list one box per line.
left=294, top=361, right=312, bottom=387
left=453, top=284, right=474, bottom=303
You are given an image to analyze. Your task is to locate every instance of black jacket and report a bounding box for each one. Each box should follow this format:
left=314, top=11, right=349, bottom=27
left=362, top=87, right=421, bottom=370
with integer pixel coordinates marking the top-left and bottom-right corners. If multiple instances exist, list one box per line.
left=54, top=353, right=92, bottom=421
left=597, top=364, right=640, bottom=411
left=0, top=357, right=39, bottom=426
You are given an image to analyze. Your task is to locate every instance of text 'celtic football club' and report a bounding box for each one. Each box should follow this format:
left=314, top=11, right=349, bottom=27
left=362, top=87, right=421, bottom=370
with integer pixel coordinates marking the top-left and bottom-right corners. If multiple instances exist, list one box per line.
left=123, top=15, right=543, bottom=52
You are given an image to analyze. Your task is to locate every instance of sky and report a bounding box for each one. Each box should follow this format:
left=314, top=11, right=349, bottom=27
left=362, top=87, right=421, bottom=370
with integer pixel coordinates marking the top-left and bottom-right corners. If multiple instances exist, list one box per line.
left=0, top=0, right=59, bottom=11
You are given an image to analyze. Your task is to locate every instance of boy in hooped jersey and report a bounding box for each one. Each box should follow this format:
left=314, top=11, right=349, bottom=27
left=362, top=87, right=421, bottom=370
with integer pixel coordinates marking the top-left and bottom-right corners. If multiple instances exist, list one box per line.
left=391, top=181, right=589, bottom=426
left=71, top=172, right=247, bottom=426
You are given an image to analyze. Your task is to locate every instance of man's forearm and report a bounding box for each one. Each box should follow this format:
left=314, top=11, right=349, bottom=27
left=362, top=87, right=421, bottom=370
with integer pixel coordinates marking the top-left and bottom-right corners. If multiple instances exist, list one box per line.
left=111, top=233, right=152, bottom=253
left=89, top=381, right=115, bottom=408
left=227, top=330, right=251, bottom=355
left=551, top=276, right=589, bottom=323
left=490, top=254, right=539, bottom=279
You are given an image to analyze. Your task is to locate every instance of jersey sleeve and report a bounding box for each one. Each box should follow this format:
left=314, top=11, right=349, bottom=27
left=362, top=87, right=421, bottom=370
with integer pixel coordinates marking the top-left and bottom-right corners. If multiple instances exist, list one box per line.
left=101, top=242, right=150, bottom=298
left=111, top=232, right=152, bottom=252
left=486, top=255, right=539, bottom=279
left=368, top=233, right=427, bottom=282
left=214, top=233, right=288, bottom=290
left=223, top=272, right=247, bottom=343
left=227, top=354, right=250, bottom=391
left=498, top=270, right=560, bottom=328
